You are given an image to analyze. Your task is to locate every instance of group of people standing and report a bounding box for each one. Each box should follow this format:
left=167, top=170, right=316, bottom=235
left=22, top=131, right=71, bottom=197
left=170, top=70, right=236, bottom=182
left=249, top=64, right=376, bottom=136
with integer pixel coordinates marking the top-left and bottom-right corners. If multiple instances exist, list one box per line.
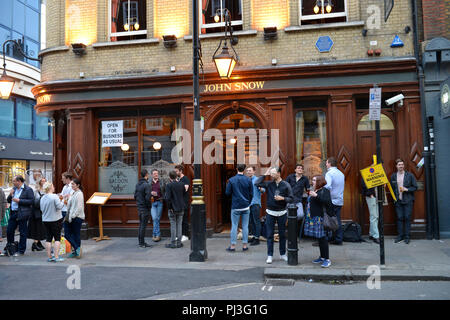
left=134, top=165, right=190, bottom=249
left=0, top=172, right=85, bottom=261
left=225, top=158, right=345, bottom=268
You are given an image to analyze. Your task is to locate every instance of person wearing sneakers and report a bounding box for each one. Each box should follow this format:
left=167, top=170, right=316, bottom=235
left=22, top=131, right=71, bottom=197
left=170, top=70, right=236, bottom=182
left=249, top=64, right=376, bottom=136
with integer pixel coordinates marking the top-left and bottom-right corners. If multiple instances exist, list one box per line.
left=246, top=166, right=265, bottom=246
left=175, top=165, right=190, bottom=243
left=40, top=182, right=65, bottom=262
left=225, top=164, right=253, bottom=252
left=150, top=169, right=165, bottom=242
left=304, top=175, right=333, bottom=268
left=256, top=167, right=293, bottom=264
left=164, top=170, right=187, bottom=249
left=65, top=178, right=85, bottom=258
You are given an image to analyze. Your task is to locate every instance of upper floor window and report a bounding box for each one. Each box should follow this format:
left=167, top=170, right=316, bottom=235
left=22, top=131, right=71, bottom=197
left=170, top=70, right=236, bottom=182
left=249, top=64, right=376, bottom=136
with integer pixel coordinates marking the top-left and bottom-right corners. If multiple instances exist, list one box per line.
left=300, top=0, right=346, bottom=25
left=110, top=0, right=147, bottom=41
left=202, top=0, right=243, bottom=34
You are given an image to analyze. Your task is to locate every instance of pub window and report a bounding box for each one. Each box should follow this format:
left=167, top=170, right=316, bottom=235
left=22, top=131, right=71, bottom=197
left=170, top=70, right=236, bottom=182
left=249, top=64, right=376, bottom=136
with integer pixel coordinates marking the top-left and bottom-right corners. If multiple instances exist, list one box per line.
left=201, top=0, right=243, bottom=34
left=299, top=0, right=346, bottom=25
left=98, top=115, right=181, bottom=195
left=110, top=0, right=147, bottom=41
left=357, top=114, right=395, bottom=131
left=295, top=110, right=327, bottom=181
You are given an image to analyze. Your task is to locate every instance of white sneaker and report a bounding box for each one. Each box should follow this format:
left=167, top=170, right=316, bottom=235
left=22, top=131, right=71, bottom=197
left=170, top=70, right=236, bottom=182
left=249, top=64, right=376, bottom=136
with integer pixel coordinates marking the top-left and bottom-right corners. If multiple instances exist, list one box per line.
left=266, top=256, right=273, bottom=264
left=280, top=254, right=288, bottom=262
left=181, top=236, right=189, bottom=242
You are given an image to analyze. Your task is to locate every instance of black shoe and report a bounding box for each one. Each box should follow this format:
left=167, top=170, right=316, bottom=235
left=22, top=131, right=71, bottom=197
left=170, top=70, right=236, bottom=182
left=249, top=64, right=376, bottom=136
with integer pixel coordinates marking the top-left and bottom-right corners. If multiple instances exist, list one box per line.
left=394, top=237, right=404, bottom=243
left=330, top=241, right=343, bottom=245
left=372, top=238, right=380, bottom=244
left=165, top=243, right=177, bottom=249
left=32, top=243, right=38, bottom=252
left=248, top=237, right=255, bottom=244
left=37, top=241, right=45, bottom=250
left=250, top=239, right=260, bottom=246
left=139, top=243, right=153, bottom=248
left=405, top=238, right=410, bottom=244
left=176, top=242, right=183, bottom=248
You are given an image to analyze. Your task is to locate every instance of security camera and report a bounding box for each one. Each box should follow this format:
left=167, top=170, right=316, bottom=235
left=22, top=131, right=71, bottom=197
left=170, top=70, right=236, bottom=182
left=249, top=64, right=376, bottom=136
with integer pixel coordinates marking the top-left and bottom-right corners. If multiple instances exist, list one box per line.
left=385, top=94, right=404, bottom=106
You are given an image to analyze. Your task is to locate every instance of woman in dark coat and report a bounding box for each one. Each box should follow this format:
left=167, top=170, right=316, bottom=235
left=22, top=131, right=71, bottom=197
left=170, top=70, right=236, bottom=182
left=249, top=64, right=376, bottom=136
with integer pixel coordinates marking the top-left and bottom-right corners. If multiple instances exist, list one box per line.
left=28, top=177, right=46, bottom=251
left=303, top=175, right=333, bottom=268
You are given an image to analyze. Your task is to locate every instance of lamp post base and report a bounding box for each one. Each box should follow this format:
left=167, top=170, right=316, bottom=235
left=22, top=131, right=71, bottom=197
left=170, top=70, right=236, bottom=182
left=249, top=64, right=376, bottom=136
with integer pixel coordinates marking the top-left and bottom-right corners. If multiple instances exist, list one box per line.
left=189, top=202, right=207, bottom=262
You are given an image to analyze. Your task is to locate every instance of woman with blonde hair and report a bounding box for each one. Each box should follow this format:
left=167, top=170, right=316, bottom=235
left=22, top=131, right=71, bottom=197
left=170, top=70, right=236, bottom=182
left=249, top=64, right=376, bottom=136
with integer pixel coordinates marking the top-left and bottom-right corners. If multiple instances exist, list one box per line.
left=40, top=182, right=64, bottom=262
left=28, top=177, right=47, bottom=251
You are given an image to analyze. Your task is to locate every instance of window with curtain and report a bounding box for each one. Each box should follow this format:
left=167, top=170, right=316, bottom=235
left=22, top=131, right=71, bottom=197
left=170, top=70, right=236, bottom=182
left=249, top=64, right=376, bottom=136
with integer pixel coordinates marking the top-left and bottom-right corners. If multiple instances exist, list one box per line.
left=35, top=115, right=50, bottom=141
left=295, top=110, right=327, bottom=181
left=202, top=0, right=243, bottom=34
left=16, top=98, right=33, bottom=139
left=300, top=0, right=346, bottom=25
left=110, top=0, right=147, bottom=41
left=0, top=99, right=15, bottom=137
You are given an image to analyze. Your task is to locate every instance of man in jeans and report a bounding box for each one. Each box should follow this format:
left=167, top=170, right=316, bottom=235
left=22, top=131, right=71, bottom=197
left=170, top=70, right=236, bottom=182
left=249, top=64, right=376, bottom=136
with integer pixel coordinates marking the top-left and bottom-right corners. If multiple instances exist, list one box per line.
left=256, top=167, right=293, bottom=264
left=390, top=158, right=417, bottom=244
left=246, top=166, right=265, bottom=246
left=325, top=157, right=345, bottom=245
left=134, top=169, right=152, bottom=248
left=150, top=169, right=165, bottom=242
left=60, top=172, right=74, bottom=237
left=164, top=170, right=187, bottom=249
left=225, top=164, right=253, bottom=252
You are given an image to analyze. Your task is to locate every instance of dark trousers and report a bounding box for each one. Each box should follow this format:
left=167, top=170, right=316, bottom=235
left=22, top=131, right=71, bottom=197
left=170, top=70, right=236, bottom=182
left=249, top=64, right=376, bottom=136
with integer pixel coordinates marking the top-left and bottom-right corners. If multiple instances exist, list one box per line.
left=249, top=204, right=261, bottom=239
left=65, top=217, right=83, bottom=251
left=266, top=213, right=287, bottom=257
left=138, top=210, right=151, bottom=245
left=182, top=205, right=190, bottom=237
left=62, top=211, right=69, bottom=236
left=6, top=210, right=28, bottom=254
left=395, top=201, right=413, bottom=239
left=319, top=236, right=329, bottom=259
left=331, top=205, right=343, bottom=243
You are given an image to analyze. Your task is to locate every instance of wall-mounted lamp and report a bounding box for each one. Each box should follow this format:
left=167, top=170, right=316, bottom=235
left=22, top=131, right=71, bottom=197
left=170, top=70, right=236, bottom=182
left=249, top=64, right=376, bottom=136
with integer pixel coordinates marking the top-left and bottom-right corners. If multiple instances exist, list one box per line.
left=121, top=143, right=130, bottom=152
left=264, top=27, right=278, bottom=41
left=405, top=26, right=411, bottom=34
left=153, top=142, right=162, bottom=150
left=1, top=39, right=42, bottom=99
left=362, top=29, right=368, bottom=37
left=163, top=35, right=177, bottom=48
left=0, top=142, right=6, bottom=151
left=72, top=43, right=87, bottom=56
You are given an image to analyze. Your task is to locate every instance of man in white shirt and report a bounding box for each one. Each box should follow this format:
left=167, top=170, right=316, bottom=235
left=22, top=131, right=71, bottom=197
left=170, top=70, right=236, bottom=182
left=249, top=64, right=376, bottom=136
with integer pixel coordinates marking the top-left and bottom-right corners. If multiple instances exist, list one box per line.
left=60, top=172, right=74, bottom=236
left=325, top=157, right=345, bottom=245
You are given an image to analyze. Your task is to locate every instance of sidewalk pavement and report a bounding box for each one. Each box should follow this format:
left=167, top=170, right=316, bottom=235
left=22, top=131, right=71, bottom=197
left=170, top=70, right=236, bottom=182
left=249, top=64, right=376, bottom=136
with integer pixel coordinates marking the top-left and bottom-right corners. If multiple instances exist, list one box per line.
left=1, top=234, right=449, bottom=281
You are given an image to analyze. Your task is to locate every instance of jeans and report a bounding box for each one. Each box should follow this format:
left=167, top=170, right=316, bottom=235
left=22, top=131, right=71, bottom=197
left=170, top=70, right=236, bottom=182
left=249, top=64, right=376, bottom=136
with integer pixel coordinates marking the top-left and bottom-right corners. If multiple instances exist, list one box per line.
left=331, top=205, right=343, bottom=243
left=6, top=210, right=28, bottom=254
left=365, top=196, right=379, bottom=239
left=65, top=217, right=83, bottom=250
left=248, top=204, right=261, bottom=239
left=395, top=201, right=413, bottom=239
left=138, top=209, right=151, bottom=245
left=168, top=210, right=183, bottom=244
left=151, top=200, right=163, bottom=237
left=265, top=213, right=287, bottom=257
left=230, top=209, right=250, bottom=245
left=62, top=211, right=69, bottom=237
left=182, top=205, right=190, bottom=237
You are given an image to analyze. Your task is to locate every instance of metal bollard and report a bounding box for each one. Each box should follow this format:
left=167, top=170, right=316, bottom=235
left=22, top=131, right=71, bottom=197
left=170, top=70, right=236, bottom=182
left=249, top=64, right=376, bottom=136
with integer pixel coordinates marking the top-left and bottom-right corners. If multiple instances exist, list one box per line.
left=287, top=203, right=298, bottom=265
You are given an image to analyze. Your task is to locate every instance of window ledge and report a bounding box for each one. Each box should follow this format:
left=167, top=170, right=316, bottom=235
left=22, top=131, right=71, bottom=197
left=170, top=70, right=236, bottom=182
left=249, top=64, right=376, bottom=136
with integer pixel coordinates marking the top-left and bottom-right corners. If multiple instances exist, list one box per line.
left=93, top=38, right=160, bottom=48
left=285, top=21, right=365, bottom=32
left=38, top=46, right=70, bottom=57
left=184, top=29, right=258, bottom=41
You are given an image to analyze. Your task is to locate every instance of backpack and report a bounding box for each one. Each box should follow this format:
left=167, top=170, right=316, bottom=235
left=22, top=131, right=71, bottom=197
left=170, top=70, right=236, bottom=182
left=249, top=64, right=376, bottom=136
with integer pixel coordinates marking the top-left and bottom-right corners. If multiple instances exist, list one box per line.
left=343, top=222, right=363, bottom=242
left=2, top=241, right=19, bottom=256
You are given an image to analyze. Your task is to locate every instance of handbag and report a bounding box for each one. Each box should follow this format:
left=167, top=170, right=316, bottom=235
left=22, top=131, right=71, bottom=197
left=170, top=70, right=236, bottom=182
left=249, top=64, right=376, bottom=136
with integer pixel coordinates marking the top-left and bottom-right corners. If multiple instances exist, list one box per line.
left=1, top=208, right=9, bottom=227
left=323, top=206, right=339, bottom=231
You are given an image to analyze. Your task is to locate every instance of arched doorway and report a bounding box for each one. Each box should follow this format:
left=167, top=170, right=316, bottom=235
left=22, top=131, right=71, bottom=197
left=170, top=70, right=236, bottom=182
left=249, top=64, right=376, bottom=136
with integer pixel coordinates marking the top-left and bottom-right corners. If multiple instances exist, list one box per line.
left=204, top=103, right=266, bottom=232
left=356, top=112, right=397, bottom=235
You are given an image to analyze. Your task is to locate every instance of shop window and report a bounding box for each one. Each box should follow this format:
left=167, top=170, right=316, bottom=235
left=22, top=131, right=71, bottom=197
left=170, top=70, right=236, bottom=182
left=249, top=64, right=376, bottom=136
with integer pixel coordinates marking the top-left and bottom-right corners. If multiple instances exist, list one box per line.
left=357, top=114, right=395, bottom=131
left=35, top=115, right=50, bottom=141
left=295, top=110, right=327, bottom=181
left=110, top=0, right=147, bottom=41
left=201, top=0, right=243, bottom=34
left=0, top=99, right=15, bottom=137
left=299, top=0, right=346, bottom=25
left=98, top=115, right=181, bottom=195
left=16, top=98, right=33, bottom=139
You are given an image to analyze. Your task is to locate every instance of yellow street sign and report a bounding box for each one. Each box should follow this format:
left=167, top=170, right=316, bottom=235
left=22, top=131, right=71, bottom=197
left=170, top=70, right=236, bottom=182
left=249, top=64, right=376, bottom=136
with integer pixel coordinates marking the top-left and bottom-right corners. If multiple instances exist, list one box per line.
left=361, top=160, right=396, bottom=202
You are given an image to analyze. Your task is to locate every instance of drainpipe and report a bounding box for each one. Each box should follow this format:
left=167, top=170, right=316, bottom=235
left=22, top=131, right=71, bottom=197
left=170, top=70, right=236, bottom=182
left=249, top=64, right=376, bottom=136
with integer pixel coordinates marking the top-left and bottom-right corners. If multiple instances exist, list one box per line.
left=411, top=0, right=434, bottom=239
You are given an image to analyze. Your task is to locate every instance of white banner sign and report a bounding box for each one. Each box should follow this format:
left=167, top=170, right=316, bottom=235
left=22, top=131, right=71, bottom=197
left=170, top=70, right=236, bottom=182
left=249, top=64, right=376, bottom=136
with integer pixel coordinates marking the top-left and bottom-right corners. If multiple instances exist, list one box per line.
left=102, top=120, right=123, bottom=147
left=369, top=87, right=382, bottom=121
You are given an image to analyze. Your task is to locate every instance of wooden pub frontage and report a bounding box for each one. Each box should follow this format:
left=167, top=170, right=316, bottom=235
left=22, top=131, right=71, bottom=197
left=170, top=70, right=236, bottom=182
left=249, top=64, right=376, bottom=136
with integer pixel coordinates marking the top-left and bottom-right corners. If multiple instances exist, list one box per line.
left=32, top=57, right=426, bottom=238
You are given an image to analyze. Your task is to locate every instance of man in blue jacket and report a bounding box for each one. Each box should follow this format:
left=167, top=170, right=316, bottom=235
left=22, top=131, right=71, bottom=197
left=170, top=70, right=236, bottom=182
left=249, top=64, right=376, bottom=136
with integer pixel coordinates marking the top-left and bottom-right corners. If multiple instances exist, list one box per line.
left=6, top=175, right=34, bottom=256
left=225, top=164, right=253, bottom=252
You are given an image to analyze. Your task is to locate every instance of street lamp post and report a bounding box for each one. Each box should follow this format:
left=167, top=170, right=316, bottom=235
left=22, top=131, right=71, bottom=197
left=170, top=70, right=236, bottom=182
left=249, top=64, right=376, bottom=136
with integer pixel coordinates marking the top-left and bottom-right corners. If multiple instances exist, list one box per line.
left=1, top=39, right=42, bottom=99
left=190, top=0, right=207, bottom=262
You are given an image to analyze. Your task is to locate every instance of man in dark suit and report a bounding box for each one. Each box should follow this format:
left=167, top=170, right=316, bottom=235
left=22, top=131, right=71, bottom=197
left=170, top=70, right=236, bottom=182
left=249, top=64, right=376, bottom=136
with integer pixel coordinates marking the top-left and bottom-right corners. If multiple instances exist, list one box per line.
left=6, top=175, right=34, bottom=255
left=164, top=170, right=187, bottom=249
left=390, top=159, right=417, bottom=244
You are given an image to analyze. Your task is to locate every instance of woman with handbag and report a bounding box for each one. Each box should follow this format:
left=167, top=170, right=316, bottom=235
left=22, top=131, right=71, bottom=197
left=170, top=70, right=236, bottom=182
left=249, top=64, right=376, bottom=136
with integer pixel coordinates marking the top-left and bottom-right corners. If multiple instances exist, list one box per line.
left=28, top=177, right=47, bottom=251
left=303, top=175, right=333, bottom=268
left=65, top=178, right=85, bottom=258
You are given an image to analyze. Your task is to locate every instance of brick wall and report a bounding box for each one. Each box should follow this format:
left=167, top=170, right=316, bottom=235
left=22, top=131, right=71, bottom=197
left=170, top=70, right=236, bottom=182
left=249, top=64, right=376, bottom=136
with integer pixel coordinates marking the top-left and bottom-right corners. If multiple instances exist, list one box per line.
left=421, top=0, right=448, bottom=40
left=41, top=0, right=417, bottom=82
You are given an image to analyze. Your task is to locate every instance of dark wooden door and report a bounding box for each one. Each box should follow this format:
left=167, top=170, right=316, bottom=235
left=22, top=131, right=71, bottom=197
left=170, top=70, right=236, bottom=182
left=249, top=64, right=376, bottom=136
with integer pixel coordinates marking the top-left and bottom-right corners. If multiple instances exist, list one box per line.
left=356, top=112, right=397, bottom=235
